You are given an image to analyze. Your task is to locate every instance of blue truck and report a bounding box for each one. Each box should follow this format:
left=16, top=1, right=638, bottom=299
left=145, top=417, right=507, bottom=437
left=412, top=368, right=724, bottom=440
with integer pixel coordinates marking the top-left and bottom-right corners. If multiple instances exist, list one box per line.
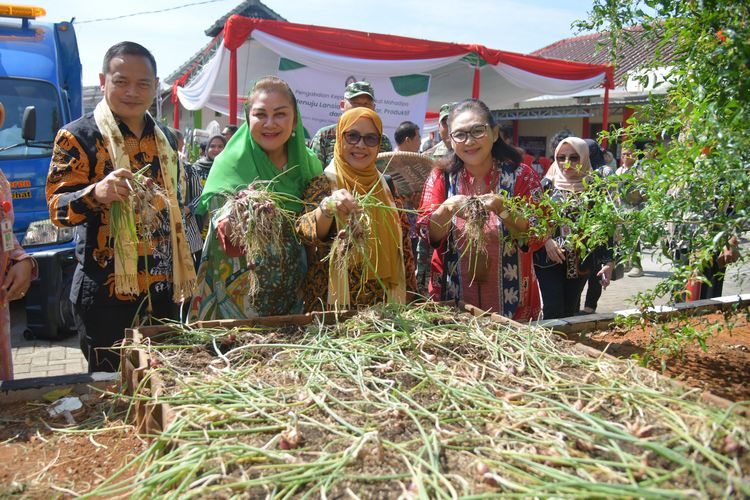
left=0, top=5, right=82, bottom=339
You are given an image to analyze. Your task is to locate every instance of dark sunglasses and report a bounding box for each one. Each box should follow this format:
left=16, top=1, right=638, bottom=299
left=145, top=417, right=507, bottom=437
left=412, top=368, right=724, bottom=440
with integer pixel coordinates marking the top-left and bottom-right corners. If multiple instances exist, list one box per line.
left=450, top=124, right=489, bottom=143
left=343, top=130, right=380, bottom=147
left=556, top=154, right=581, bottom=163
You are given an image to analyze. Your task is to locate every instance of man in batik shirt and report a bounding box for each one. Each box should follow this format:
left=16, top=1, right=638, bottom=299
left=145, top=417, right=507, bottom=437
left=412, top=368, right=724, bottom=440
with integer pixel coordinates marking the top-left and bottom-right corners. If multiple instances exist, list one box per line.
left=46, top=42, right=187, bottom=372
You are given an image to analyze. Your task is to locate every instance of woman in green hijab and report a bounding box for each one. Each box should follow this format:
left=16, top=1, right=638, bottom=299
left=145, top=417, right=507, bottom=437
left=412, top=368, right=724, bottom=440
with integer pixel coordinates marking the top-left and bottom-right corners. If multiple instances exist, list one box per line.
left=189, top=77, right=322, bottom=320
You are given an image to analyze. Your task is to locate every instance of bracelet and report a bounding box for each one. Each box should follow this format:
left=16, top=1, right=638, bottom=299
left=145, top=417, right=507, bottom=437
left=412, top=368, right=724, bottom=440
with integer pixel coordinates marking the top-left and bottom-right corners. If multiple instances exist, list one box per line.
left=319, top=196, right=336, bottom=218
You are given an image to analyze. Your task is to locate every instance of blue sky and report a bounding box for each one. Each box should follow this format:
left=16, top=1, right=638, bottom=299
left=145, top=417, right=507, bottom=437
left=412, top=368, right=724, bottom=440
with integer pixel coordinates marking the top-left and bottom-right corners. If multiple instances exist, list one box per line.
left=34, top=0, right=597, bottom=86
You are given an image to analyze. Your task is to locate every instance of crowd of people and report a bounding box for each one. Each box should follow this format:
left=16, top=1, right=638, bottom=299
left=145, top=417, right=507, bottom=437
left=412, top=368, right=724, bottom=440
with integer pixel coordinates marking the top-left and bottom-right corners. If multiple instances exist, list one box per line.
left=0, top=40, right=729, bottom=378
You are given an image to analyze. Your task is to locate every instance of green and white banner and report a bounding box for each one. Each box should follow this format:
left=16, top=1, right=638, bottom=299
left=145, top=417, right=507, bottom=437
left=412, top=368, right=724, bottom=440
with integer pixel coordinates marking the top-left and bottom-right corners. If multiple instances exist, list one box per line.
left=279, top=58, right=430, bottom=142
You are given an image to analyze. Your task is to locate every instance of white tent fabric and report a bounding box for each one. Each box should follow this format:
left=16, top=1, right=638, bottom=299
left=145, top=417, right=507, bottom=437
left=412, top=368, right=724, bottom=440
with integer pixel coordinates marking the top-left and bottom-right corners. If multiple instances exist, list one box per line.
left=176, top=17, right=612, bottom=126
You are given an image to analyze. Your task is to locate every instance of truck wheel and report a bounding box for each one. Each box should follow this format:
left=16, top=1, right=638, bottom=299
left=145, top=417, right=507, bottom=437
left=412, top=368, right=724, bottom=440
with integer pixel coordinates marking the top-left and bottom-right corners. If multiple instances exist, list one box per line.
left=25, top=248, right=77, bottom=341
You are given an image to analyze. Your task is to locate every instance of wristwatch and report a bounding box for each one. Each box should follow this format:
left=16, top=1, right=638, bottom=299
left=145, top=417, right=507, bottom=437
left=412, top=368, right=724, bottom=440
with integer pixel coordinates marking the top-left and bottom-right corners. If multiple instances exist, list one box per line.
left=319, top=196, right=336, bottom=218
left=498, top=209, right=510, bottom=220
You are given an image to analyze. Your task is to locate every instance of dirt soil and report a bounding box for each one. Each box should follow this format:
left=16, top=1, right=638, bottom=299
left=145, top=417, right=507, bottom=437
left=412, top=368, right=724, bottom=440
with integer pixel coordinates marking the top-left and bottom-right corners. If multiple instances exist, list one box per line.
left=0, top=389, right=147, bottom=498
left=576, top=308, right=750, bottom=402
left=0, top=308, right=750, bottom=499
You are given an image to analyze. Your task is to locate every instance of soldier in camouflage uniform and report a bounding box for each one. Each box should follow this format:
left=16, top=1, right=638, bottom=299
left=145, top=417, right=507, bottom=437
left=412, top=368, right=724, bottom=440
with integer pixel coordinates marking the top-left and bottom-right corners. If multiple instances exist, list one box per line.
left=422, top=102, right=454, bottom=160
left=309, top=81, right=392, bottom=166
left=415, top=103, right=454, bottom=294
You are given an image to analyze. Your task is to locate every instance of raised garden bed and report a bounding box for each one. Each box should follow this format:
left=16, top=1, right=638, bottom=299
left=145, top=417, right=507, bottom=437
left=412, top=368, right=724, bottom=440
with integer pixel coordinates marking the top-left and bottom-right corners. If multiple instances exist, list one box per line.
left=112, top=303, right=749, bottom=497
left=555, top=296, right=750, bottom=402
left=2, top=302, right=748, bottom=497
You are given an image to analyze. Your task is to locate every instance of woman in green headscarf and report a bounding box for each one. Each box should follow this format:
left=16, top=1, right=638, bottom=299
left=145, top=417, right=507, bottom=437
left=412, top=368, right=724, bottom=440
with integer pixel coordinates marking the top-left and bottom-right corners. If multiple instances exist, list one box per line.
left=189, top=76, right=322, bottom=320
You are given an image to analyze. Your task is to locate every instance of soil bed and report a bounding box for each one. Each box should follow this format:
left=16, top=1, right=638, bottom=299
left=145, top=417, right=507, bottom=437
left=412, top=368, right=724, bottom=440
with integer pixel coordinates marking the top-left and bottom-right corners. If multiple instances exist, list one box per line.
left=105, top=304, right=748, bottom=497
left=578, top=308, right=750, bottom=401
left=2, top=304, right=748, bottom=497
left=0, top=389, right=146, bottom=498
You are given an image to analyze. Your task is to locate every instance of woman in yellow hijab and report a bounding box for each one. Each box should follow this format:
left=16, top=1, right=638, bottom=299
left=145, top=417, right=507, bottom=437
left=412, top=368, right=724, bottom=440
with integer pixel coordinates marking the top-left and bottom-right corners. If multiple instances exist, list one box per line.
left=296, top=107, right=416, bottom=310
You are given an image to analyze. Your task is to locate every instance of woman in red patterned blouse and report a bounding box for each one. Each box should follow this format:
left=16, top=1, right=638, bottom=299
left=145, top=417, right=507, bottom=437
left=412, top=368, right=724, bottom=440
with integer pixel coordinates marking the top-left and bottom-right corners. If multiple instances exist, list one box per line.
left=418, top=99, right=543, bottom=320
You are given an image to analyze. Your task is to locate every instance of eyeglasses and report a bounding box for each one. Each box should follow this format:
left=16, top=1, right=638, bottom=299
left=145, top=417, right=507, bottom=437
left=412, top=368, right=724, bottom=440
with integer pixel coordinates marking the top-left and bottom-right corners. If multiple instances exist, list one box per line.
left=450, top=124, right=489, bottom=143
left=555, top=154, right=581, bottom=163
left=343, top=130, right=380, bottom=147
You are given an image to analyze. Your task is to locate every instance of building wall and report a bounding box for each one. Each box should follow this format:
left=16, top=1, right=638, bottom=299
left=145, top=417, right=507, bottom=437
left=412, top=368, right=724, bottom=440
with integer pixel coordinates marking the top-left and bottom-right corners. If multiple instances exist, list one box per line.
left=507, top=111, right=625, bottom=157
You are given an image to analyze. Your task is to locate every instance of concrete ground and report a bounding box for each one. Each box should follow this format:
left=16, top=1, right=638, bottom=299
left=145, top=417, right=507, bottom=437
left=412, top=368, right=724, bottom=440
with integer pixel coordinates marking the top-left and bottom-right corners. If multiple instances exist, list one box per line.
left=10, top=246, right=750, bottom=379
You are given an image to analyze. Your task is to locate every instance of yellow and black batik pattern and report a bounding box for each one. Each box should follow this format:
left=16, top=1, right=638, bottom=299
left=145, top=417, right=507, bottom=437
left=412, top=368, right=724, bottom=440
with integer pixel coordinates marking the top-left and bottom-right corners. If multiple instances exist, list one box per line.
left=46, top=113, right=178, bottom=306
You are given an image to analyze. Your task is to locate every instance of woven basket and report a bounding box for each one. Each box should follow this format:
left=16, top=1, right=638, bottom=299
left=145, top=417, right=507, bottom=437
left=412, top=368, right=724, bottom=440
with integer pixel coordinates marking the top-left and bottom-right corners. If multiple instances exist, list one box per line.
left=375, top=151, right=434, bottom=196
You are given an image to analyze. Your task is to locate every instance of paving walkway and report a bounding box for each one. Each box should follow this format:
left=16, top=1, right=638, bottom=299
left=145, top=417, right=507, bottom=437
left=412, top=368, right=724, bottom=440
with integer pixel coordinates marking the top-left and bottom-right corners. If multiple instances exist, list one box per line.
left=10, top=247, right=750, bottom=380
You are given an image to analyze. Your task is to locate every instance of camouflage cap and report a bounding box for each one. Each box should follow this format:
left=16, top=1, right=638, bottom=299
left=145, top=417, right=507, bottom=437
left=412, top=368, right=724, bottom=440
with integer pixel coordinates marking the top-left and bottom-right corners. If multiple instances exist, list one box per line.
left=439, top=102, right=455, bottom=123
left=344, top=81, right=375, bottom=100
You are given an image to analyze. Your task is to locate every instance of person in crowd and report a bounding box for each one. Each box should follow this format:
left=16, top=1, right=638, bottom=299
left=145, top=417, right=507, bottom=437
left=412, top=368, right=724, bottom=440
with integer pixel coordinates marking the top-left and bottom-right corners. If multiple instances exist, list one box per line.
left=391, top=120, right=425, bottom=262
left=682, top=235, right=741, bottom=300
left=616, top=148, right=645, bottom=277
left=422, top=103, right=453, bottom=159
left=416, top=102, right=454, bottom=292
left=172, top=127, right=187, bottom=164
left=603, top=150, right=617, bottom=169
left=222, top=124, right=238, bottom=141
left=309, top=82, right=392, bottom=166
left=587, top=139, right=615, bottom=178
left=419, top=99, right=543, bottom=320
left=184, top=133, right=227, bottom=249
left=581, top=138, right=616, bottom=314
left=297, top=107, right=415, bottom=310
left=190, top=76, right=322, bottom=320
left=419, top=134, right=435, bottom=153
left=394, top=121, right=421, bottom=153
left=534, top=137, right=614, bottom=319
left=0, top=102, right=37, bottom=381
left=170, top=127, right=203, bottom=270
left=46, top=42, right=195, bottom=372
left=665, top=143, right=739, bottom=301
left=530, top=151, right=552, bottom=178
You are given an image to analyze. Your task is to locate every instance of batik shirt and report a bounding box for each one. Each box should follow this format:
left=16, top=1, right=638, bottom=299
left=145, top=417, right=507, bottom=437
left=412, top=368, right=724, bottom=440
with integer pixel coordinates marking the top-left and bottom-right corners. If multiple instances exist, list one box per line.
left=309, top=124, right=393, bottom=166
left=184, top=159, right=213, bottom=244
left=46, top=113, right=177, bottom=306
left=189, top=199, right=307, bottom=320
left=418, top=161, right=544, bottom=320
left=297, top=175, right=417, bottom=311
left=533, top=186, right=614, bottom=279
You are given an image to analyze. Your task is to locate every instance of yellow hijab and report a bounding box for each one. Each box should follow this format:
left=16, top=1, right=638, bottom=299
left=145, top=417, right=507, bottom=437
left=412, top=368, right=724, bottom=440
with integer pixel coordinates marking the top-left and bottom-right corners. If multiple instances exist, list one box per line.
left=333, top=107, right=405, bottom=303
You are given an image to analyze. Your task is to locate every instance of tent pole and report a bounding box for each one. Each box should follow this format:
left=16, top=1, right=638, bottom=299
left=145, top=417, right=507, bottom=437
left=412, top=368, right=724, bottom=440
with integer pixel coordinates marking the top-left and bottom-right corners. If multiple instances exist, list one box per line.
left=581, top=116, right=589, bottom=139
left=472, top=66, right=480, bottom=99
left=601, top=84, right=610, bottom=148
left=229, top=47, right=238, bottom=125
left=172, top=83, right=180, bottom=129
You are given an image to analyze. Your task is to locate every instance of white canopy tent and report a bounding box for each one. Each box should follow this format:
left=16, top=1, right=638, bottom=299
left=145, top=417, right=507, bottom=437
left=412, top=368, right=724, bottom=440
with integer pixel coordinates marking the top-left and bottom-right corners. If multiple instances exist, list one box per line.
left=173, top=16, right=614, bottom=135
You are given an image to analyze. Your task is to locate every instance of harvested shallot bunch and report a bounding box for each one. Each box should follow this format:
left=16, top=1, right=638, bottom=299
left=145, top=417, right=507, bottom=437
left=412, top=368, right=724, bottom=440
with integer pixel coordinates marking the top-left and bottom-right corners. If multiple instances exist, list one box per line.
left=222, top=182, right=297, bottom=291
left=127, top=169, right=169, bottom=238
left=328, top=208, right=371, bottom=275
left=110, top=164, right=170, bottom=255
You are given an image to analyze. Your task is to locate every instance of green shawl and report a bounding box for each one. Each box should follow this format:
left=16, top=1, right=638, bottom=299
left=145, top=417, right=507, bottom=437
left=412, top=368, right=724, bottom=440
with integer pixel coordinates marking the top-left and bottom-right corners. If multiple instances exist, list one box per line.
left=196, top=113, right=322, bottom=214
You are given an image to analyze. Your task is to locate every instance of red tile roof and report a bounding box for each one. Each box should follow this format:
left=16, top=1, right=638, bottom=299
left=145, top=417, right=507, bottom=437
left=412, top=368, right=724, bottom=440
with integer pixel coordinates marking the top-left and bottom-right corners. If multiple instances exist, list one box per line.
left=531, top=25, right=676, bottom=87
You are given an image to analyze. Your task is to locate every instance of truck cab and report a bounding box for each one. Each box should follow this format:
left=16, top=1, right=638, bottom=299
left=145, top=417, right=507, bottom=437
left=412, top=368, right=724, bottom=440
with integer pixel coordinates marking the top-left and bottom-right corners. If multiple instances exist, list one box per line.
left=0, top=5, right=82, bottom=339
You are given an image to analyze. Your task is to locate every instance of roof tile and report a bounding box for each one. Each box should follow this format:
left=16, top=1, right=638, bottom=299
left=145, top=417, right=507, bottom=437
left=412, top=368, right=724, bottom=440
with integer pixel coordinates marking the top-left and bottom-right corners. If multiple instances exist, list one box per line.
left=531, top=25, right=676, bottom=87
